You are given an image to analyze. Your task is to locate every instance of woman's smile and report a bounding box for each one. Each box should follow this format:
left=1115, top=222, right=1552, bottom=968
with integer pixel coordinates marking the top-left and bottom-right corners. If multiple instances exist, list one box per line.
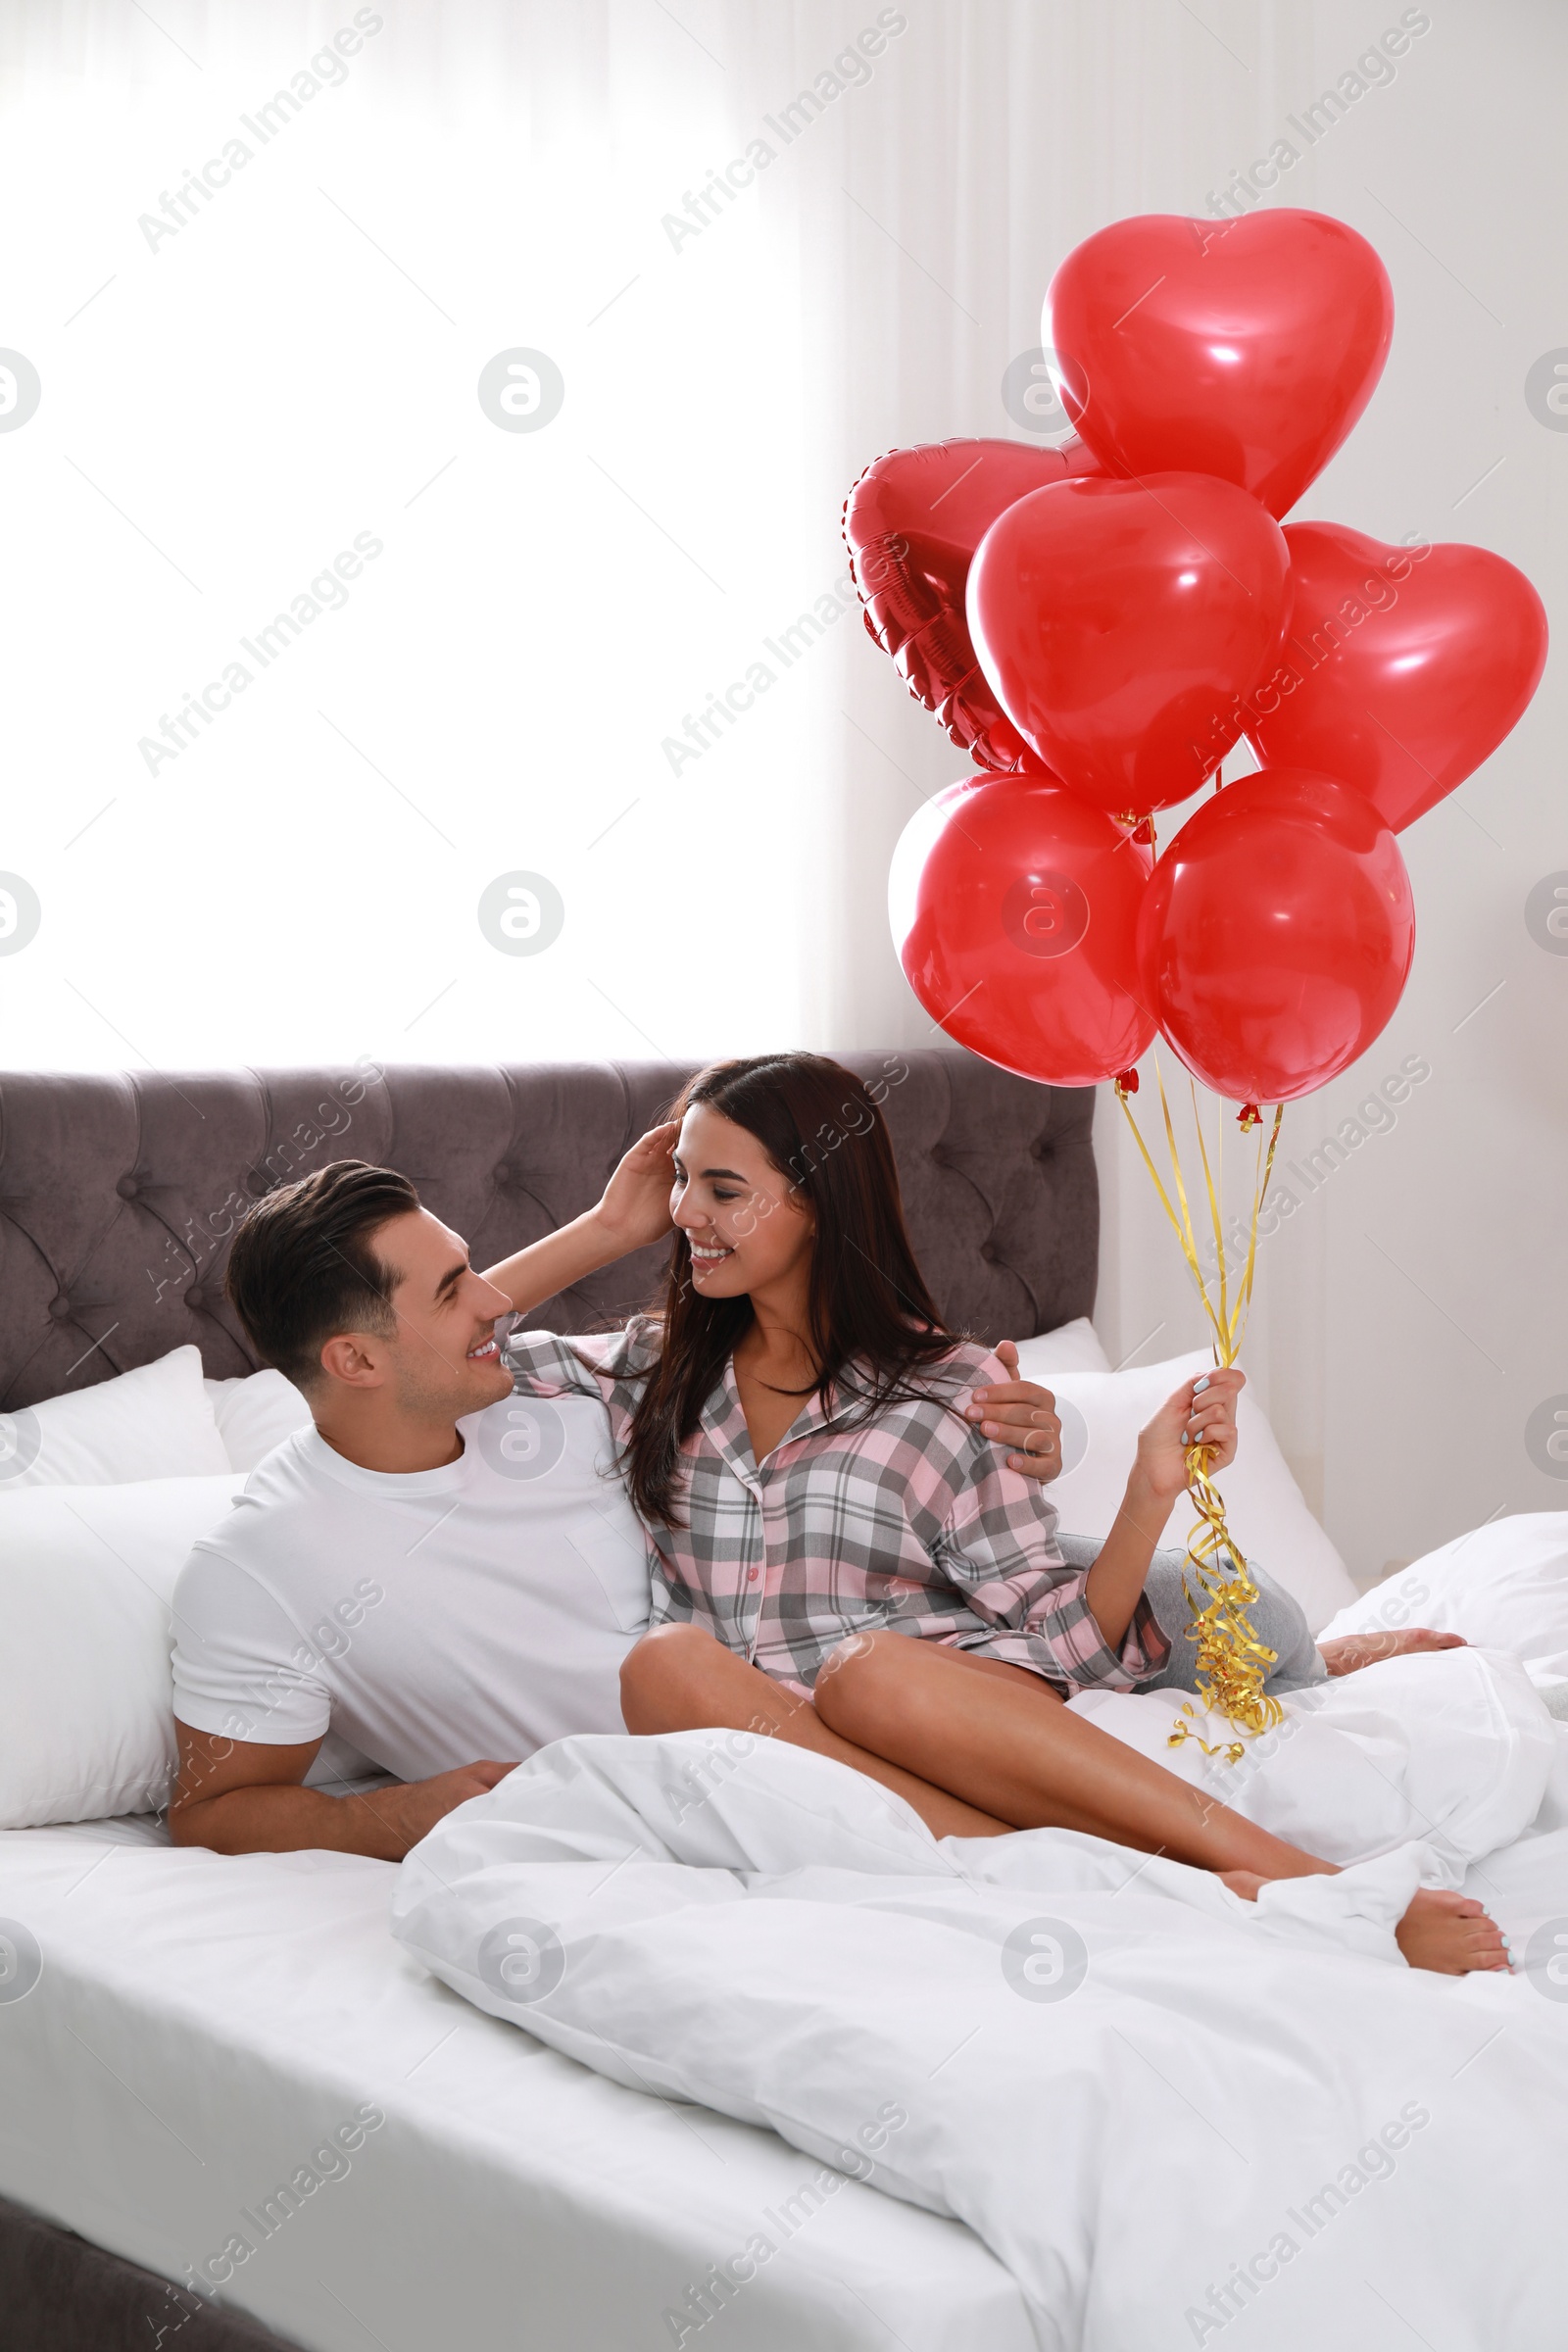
left=689, top=1239, right=736, bottom=1275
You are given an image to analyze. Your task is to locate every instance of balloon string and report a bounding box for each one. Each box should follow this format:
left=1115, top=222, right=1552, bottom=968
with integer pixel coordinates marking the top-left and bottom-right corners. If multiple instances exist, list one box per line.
left=1113, top=1057, right=1286, bottom=1748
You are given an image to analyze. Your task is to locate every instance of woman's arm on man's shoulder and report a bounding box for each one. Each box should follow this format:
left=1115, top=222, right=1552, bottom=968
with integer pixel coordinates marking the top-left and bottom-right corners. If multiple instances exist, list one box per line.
left=482, top=1120, right=679, bottom=1315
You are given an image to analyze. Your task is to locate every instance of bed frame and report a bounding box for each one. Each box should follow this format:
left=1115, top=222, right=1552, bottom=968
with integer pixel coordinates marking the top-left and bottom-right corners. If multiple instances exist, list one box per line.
left=0, top=2192, right=302, bottom=2352
left=0, top=1051, right=1097, bottom=2349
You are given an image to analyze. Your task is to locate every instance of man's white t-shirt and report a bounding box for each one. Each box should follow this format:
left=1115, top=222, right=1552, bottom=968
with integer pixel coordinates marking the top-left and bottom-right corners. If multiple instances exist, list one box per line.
left=171, top=1378, right=653, bottom=1782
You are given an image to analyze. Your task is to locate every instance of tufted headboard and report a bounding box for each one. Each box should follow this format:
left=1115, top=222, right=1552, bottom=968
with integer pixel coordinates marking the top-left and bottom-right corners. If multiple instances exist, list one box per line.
left=0, top=1054, right=1098, bottom=1409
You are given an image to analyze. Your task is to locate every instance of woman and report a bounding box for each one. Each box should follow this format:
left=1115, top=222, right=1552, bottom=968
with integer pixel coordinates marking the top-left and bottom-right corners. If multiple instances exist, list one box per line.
left=497, top=1054, right=1506, bottom=1976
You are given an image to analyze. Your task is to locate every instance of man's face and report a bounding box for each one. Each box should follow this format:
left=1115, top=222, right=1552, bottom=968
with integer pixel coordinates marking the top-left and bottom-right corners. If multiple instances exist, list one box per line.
left=342, top=1208, right=516, bottom=1422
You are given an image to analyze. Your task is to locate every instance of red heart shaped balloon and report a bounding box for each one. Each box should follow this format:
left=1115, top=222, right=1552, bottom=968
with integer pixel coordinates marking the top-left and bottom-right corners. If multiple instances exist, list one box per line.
left=890, top=772, right=1156, bottom=1086
left=844, top=436, right=1101, bottom=771
left=967, top=472, right=1290, bottom=813
left=1046, top=210, right=1394, bottom=519
left=1246, top=522, right=1549, bottom=831
left=1137, top=766, right=1414, bottom=1102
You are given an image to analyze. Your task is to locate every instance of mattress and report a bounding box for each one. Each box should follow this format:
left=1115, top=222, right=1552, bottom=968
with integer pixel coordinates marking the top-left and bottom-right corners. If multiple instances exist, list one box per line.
left=0, top=1813, right=1034, bottom=2352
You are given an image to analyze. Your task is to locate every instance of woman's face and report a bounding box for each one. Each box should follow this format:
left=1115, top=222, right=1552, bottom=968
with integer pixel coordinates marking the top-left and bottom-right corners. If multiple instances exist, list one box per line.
left=670, top=1103, right=815, bottom=1300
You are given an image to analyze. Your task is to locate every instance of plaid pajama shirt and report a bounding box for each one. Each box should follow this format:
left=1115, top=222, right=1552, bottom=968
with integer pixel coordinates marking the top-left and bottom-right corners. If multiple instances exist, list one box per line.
left=506, top=1319, right=1167, bottom=1698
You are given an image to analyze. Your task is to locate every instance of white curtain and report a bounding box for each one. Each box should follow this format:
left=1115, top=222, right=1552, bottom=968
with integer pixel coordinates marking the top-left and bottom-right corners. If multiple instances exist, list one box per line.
left=0, top=0, right=1563, bottom=1579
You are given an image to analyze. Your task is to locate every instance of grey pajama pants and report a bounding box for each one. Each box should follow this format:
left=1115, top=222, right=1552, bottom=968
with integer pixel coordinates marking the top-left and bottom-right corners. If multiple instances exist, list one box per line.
left=1053, top=1531, right=1330, bottom=1697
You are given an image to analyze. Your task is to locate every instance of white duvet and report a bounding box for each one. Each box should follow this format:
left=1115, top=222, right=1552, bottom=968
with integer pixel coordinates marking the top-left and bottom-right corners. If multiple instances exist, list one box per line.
left=394, top=1650, right=1568, bottom=2352
left=1068, top=1642, right=1557, bottom=1877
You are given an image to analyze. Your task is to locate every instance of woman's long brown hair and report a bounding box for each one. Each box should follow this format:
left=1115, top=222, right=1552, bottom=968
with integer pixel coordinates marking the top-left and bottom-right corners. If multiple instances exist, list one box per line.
left=620, top=1054, right=958, bottom=1527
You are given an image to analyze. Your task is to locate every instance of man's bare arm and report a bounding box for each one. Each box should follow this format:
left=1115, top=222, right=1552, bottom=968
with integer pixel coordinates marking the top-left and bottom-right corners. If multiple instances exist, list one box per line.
left=965, top=1340, right=1065, bottom=1487
left=168, top=1724, right=516, bottom=1860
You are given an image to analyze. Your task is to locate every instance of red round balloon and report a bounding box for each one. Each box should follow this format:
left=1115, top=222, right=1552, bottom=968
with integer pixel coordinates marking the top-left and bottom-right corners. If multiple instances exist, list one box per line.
left=1046, top=209, right=1394, bottom=519
left=967, top=472, right=1290, bottom=813
left=1248, top=521, right=1549, bottom=831
left=844, top=436, right=1102, bottom=772
left=891, top=773, right=1156, bottom=1087
left=1137, top=767, right=1414, bottom=1102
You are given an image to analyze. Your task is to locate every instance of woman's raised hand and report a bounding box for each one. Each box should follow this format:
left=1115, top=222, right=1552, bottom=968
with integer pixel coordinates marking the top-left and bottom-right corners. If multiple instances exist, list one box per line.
left=1134, top=1365, right=1245, bottom=1505
left=593, top=1120, right=680, bottom=1251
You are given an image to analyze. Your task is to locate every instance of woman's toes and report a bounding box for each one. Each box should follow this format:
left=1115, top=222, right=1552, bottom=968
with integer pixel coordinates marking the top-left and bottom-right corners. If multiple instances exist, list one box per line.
left=1218, top=1876, right=1516, bottom=1976
left=1396, top=1889, right=1513, bottom=1975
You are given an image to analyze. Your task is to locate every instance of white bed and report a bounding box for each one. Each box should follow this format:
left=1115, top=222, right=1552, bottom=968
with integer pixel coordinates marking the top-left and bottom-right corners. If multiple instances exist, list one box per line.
left=391, top=1720, right=1568, bottom=2352
left=12, top=1650, right=1568, bottom=2352
left=0, top=1807, right=1036, bottom=2351
left=3, top=1054, right=1564, bottom=2350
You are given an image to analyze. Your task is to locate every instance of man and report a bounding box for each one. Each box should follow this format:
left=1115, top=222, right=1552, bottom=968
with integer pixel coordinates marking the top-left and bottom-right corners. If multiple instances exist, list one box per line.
left=169, top=1129, right=1064, bottom=1858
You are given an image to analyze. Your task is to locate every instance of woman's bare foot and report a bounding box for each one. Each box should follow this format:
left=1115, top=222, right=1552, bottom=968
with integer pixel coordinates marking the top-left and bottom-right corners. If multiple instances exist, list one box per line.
left=1393, top=1887, right=1510, bottom=1975
left=1217, top=1871, right=1510, bottom=1976
left=1317, top=1627, right=1467, bottom=1677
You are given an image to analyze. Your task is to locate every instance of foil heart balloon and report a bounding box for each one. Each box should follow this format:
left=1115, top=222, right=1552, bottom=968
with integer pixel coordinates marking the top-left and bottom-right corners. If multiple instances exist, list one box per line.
left=967, top=471, right=1290, bottom=813
left=1137, top=766, right=1415, bottom=1102
left=890, top=771, right=1156, bottom=1086
left=1247, top=521, right=1549, bottom=830
left=844, top=436, right=1101, bottom=771
left=1046, top=210, right=1394, bottom=519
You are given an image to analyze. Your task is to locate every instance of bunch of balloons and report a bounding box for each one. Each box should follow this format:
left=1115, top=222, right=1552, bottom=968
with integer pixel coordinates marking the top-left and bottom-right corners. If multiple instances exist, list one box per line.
left=850, top=209, right=1547, bottom=1105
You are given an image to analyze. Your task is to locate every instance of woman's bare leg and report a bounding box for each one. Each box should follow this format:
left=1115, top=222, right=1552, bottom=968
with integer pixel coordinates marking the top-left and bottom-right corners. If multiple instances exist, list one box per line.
left=813, top=1634, right=1508, bottom=1976
left=813, top=1631, right=1328, bottom=1875
left=619, top=1623, right=1009, bottom=1840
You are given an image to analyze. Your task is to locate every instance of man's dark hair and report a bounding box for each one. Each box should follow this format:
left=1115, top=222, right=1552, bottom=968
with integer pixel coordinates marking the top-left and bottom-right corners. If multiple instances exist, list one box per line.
left=224, top=1159, right=420, bottom=1387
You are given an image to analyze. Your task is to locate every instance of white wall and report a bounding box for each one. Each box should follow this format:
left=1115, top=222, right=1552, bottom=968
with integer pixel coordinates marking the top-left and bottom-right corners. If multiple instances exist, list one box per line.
left=0, top=0, right=1562, bottom=1580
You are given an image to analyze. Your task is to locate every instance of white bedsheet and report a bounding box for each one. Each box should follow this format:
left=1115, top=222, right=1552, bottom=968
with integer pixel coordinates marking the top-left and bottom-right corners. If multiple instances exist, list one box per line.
left=394, top=1714, right=1568, bottom=2352
left=0, top=1814, right=1033, bottom=2351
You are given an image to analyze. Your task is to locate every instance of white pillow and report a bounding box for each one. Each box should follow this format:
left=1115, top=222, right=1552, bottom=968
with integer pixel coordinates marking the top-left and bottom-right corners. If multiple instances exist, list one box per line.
left=1044, top=1349, right=1358, bottom=1633
left=205, top=1369, right=313, bottom=1470
left=0, top=1346, right=230, bottom=1492
left=1009, top=1318, right=1113, bottom=1378
left=1319, top=1515, right=1568, bottom=1681
left=0, top=1474, right=245, bottom=1827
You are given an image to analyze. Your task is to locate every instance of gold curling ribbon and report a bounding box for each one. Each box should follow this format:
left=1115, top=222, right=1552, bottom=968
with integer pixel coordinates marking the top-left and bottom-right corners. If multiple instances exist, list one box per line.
left=1112, top=1054, right=1286, bottom=1755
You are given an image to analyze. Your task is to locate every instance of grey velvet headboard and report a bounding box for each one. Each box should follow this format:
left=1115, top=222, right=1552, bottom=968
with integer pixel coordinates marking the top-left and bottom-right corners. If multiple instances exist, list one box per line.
left=0, top=1053, right=1098, bottom=1410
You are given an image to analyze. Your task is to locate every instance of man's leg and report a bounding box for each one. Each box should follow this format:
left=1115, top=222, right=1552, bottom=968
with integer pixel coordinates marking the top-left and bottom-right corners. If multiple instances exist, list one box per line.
left=1058, top=1531, right=1466, bottom=1690
left=1056, top=1532, right=1329, bottom=1694
left=618, top=1623, right=1009, bottom=1840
